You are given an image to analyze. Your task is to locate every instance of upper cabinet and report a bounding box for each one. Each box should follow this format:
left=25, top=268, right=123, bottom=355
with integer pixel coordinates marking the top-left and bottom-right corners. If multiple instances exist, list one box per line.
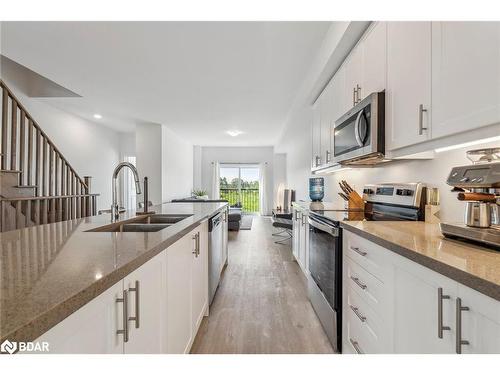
left=311, top=102, right=321, bottom=168
left=361, top=22, right=387, bottom=100
left=344, top=44, right=363, bottom=109
left=386, top=22, right=432, bottom=150
left=431, top=22, right=500, bottom=139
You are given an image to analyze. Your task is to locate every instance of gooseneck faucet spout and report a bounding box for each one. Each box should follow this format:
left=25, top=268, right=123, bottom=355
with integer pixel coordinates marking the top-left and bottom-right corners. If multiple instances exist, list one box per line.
left=111, top=162, right=142, bottom=221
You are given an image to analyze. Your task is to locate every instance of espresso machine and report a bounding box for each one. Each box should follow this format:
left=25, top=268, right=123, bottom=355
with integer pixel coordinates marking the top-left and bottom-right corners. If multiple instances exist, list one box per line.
left=440, top=147, right=500, bottom=249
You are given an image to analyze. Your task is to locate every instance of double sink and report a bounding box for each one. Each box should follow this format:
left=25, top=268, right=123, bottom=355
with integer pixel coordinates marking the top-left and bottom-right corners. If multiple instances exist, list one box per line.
left=88, top=214, right=193, bottom=233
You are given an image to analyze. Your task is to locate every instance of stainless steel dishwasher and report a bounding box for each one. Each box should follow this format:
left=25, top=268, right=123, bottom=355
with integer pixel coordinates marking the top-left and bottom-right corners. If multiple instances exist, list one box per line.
left=208, top=212, right=224, bottom=304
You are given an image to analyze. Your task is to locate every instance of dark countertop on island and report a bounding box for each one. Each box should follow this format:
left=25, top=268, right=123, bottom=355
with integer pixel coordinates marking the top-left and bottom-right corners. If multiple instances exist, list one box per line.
left=0, top=202, right=227, bottom=343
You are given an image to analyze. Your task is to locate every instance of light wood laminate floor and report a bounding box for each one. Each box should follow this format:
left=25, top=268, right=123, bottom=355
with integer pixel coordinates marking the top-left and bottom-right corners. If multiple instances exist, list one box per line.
left=190, top=216, right=334, bottom=354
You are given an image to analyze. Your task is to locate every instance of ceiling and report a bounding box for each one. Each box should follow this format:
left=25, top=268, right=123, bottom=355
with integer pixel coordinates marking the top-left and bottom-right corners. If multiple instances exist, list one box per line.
left=0, top=22, right=331, bottom=146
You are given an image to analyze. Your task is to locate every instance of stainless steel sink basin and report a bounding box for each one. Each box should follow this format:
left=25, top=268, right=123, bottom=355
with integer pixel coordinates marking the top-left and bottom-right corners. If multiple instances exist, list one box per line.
left=86, top=213, right=192, bottom=232
left=118, top=223, right=171, bottom=232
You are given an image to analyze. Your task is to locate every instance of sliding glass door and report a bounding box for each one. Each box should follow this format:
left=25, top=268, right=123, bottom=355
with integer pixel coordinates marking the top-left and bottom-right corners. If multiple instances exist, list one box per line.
left=219, top=165, right=260, bottom=213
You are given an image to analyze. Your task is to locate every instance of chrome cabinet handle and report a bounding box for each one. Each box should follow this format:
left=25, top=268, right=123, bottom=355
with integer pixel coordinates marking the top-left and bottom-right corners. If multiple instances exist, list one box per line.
left=353, top=87, right=357, bottom=106
left=349, top=338, right=363, bottom=354
left=301, top=214, right=306, bottom=225
left=418, top=104, right=428, bottom=135
left=116, top=290, right=129, bottom=343
left=326, top=150, right=331, bottom=163
left=350, top=246, right=367, bottom=256
left=192, top=233, right=198, bottom=257
left=456, top=297, right=470, bottom=354
left=128, top=280, right=140, bottom=329
left=196, top=232, right=200, bottom=256
left=349, top=304, right=367, bottom=322
left=315, top=155, right=321, bottom=166
left=350, top=276, right=367, bottom=290
left=356, top=84, right=361, bottom=103
left=437, top=287, right=450, bottom=339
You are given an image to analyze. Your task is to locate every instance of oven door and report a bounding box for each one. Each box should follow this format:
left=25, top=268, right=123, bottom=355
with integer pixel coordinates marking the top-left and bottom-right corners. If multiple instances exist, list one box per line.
left=307, top=216, right=342, bottom=310
left=334, top=105, right=371, bottom=161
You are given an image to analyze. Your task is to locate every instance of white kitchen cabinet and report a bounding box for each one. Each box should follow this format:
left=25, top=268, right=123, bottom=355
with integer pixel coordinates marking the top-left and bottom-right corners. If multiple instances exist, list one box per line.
left=344, top=45, right=363, bottom=109
left=166, top=230, right=194, bottom=353
left=311, top=103, right=321, bottom=168
left=386, top=22, right=432, bottom=150
left=222, top=208, right=228, bottom=266
left=360, top=22, right=386, bottom=100
left=431, top=22, right=500, bottom=139
left=298, top=210, right=309, bottom=273
left=36, top=280, right=125, bottom=354
left=457, top=284, right=500, bottom=354
left=392, top=255, right=458, bottom=353
left=191, top=221, right=209, bottom=334
left=331, top=65, right=346, bottom=126
left=292, top=208, right=300, bottom=260
left=123, top=251, right=167, bottom=354
left=320, top=83, right=333, bottom=165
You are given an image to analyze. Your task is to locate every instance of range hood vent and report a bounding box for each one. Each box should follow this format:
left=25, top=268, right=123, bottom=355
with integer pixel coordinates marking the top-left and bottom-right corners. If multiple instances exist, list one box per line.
left=339, top=152, right=390, bottom=166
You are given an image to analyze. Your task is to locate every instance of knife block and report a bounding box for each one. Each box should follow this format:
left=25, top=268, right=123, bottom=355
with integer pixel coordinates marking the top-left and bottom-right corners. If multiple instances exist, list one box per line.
left=347, top=191, right=365, bottom=211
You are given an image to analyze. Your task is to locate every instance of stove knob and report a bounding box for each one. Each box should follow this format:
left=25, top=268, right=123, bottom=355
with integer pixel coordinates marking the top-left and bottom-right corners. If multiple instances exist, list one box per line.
left=476, top=177, right=484, bottom=183
left=460, top=177, right=469, bottom=183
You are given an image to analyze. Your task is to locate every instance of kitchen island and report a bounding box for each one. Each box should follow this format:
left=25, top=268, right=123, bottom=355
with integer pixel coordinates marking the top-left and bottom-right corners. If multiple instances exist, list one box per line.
left=0, top=202, right=228, bottom=353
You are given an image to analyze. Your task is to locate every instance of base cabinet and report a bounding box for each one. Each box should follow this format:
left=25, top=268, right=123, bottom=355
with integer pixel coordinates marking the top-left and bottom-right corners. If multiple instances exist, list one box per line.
left=342, top=230, right=500, bottom=354
left=292, top=207, right=308, bottom=275
left=35, top=220, right=212, bottom=354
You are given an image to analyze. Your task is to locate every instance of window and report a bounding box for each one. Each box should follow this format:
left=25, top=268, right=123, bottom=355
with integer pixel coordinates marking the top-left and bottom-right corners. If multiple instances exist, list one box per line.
left=219, top=165, right=259, bottom=213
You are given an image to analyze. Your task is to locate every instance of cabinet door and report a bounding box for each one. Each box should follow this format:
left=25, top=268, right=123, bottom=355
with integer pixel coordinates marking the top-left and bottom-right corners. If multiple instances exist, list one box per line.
left=345, top=45, right=363, bottom=109
left=361, top=22, right=386, bottom=99
left=36, top=280, right=124, bottom=354
left=320, top=84, right=333, bottom=165
left=386, top=22, right=431, bottom=150
left=166, top=231, right=193, bottom=353
left=393, top=256, right=457, bottom=353
left=311, top=104, right=321, bottom=168
left=457, top=284, right=500, bottom=354
left=432, top=22, right=500, bottom=139
left=292, top=209, right=300, bottom=260
left=192, top=222, right=209, bottom=334
left=123, top=250, right=167, bottom=354
left=222, top=209, right=228, bottom=266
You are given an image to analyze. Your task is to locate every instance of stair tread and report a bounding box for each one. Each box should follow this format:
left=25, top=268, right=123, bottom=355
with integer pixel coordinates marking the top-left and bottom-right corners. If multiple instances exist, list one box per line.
left=16, top=185, right=37, bottom=188
left=0, top=170, right=22, bottom=173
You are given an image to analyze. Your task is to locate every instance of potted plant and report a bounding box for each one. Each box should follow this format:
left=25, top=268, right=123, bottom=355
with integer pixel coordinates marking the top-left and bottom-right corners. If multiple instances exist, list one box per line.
left=192, top=189, right=209, bottom=200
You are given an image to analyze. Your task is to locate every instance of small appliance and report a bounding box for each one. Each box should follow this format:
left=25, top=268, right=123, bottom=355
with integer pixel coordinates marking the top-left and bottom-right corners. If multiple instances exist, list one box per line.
left=333, top=92, right=385, bottom=165
left=440, top=147, right=500, bottom=249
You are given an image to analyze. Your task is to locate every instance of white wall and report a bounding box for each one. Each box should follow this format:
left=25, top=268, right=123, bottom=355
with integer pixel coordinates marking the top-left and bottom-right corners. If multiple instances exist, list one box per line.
left=2, top=78, right=121, bottom=211
left=198, top=146, right=275, bottom=214
left=161, top=125, right=193, bottom=202
left=273, top=153, right=287, bottom=208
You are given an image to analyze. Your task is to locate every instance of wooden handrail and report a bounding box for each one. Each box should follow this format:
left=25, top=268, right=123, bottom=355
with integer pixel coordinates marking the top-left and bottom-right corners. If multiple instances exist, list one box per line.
left=0, top=193, right=99, bottom=202
left=0, top=79, right=88, bottom=190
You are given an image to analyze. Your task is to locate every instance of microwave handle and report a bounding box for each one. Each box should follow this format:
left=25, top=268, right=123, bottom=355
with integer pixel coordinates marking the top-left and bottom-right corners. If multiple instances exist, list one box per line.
left=354, top=110, right=364, bottom=147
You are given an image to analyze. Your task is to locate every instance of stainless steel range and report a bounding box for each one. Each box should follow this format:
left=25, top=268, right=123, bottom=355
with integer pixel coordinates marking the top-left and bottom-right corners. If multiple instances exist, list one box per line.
left=440, top=148, right=500, bottom=249
left=307, top=182, right=426, bottom=353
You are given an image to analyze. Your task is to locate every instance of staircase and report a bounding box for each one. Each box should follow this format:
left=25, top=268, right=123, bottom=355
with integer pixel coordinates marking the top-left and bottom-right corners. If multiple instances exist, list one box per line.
left=0, top=80, right=98, bottom=232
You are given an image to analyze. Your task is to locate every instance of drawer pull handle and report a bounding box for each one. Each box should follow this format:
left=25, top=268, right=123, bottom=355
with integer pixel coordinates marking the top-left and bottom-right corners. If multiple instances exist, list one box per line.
left=349, top=338, right=364, bottom=354
left=456, top=297, right=470, bottom=354
left=116, top=290, right=129, bottom=343
left=128, top=280, right=140, bottom=329
left=437, top=287, right=450, bottom=339
left=350, top=246, right=367, bottom=256
left=350, top=276, right=367, bottom=290
left=349, top=304, right=367, bottom=322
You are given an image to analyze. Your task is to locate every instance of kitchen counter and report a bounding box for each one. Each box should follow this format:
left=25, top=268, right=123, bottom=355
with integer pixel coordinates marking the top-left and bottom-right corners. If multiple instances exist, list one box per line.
left=340, top=221, right=500, bottom=301
left=0, top=202, right=227, bottom=343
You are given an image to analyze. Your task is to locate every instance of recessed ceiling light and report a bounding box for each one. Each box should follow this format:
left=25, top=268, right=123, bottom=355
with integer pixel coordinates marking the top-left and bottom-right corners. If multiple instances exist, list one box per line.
left=93, top=114, right=102, bottom=119
left=226, top=130, right=244, bottom=137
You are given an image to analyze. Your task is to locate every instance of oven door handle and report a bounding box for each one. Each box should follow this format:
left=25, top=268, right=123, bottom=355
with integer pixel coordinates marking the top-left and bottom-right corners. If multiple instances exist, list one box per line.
left=354, top=110, right=365, bottom=147
left=308, top=218, right=339, bottom=237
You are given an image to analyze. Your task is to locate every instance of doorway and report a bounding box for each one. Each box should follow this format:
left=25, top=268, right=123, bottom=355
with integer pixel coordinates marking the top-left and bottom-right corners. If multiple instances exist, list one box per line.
left=219, top=164, right=260, bottom=214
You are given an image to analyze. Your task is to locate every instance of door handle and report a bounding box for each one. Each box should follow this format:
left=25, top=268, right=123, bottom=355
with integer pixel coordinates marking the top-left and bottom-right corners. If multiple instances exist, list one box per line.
left=437, top=287, right=450, bottom=338
left=196, top=232, right=200, bottom=256
left=129, top=280, right=140, bottom=329
left=192, top=233, right=198, bottom=257
left=353, top=87, right=357, bottom=106
left=350, top=276, right=367, bottom=290
left=456, top=297, right=470, bottom=354
left=349, top=338, right=363, bottom=354
left=326, top=150, right=331, bottom=164
left=418, top=104, right=428, bottom=135
left=354, top=110, right=364, bottom=147
left=349, top=304, right=367, bottom=322
left=350, top=246, right=367, bottom=257
left=356, top=84, right=361, bottom=103
left=116, top=290, right=129, bottom=343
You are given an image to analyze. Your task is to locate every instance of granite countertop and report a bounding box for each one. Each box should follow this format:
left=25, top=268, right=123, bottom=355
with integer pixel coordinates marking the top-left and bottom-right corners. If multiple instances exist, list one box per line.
left=0, top=202, right=227, bottom=343
left=340, top=221, right=500, bottom=301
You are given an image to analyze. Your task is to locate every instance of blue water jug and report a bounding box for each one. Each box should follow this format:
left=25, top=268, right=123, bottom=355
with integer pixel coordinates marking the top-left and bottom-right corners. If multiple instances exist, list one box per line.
left=309, top=177, right=324, bottom=202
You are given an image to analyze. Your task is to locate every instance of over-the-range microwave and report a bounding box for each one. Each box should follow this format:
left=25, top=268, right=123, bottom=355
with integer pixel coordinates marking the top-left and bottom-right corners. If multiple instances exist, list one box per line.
left=333, top=91, right=385, bottom=165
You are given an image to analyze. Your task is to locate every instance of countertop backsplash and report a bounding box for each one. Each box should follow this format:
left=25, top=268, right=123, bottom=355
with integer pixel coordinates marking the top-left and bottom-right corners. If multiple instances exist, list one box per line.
left=324, top=138, right=500, bottom=223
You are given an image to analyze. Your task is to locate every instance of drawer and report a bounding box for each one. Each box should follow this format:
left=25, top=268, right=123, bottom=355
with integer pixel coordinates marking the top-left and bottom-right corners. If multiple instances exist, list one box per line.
left=344, top=230, right=392, bottom=282
left=346, top=285, right=391, bottom=353
left=345, top=257, right=393, bottom=317
left=345, top=305, right=379, bottom=354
